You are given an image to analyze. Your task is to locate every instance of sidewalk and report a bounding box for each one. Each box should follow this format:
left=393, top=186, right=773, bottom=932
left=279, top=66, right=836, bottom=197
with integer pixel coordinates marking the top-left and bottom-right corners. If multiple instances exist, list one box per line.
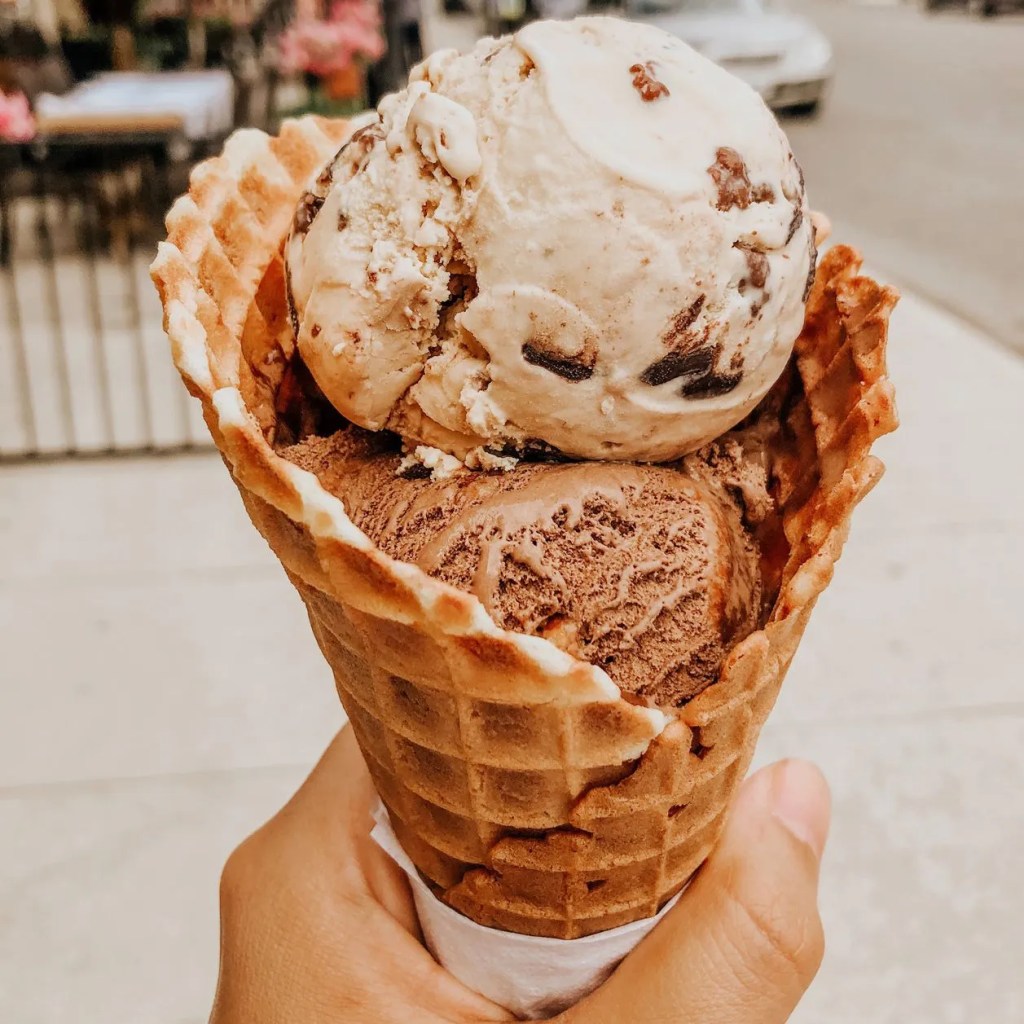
left=2, top=277, right=1021, bottom=1022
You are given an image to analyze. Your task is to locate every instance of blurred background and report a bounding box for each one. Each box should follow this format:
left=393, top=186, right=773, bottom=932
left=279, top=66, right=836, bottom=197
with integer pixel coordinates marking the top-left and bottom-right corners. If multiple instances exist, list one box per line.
left=1, top=0, right=1022, bottom=1020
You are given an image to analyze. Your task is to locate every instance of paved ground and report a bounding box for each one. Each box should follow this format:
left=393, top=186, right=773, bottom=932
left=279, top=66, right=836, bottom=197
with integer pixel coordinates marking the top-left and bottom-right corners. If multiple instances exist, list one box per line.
left=3, top=6, right=1024, bottom=1022
left=785, top=0, right=1024, bottom=355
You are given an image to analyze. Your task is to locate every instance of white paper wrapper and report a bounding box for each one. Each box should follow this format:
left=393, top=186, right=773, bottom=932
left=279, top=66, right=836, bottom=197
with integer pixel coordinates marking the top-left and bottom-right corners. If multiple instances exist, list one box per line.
left=371, top=801, right=682, bottom=1020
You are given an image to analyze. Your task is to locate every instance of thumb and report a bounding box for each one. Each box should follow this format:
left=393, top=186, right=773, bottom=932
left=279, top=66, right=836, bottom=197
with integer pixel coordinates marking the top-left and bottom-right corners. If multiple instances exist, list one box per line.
left=564, top=759, right=830, bottom=1024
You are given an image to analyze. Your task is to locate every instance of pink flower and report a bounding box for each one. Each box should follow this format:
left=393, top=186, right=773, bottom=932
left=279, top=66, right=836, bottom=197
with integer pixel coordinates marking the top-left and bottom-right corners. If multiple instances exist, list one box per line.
left=0, top=92, right=35, bottom=143
left=278, top=0, right=385, bottom=75
left=336, top=20, right=385, bottom=64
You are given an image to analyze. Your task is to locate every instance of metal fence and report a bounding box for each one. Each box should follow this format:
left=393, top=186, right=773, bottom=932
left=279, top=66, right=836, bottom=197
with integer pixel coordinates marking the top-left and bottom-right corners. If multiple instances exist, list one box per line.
left=1, top=132, right=211, bottom=459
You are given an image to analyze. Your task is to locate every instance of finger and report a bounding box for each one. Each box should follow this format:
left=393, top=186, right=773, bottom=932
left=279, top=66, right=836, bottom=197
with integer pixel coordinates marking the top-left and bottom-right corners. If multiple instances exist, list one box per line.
left=215, top=727, right=514, bottom=1023
left=273, top=726, right=421, bottom=933
left=290, top=729, right=514, bottom=1020
left=564, top=759, right=830, bottom=1024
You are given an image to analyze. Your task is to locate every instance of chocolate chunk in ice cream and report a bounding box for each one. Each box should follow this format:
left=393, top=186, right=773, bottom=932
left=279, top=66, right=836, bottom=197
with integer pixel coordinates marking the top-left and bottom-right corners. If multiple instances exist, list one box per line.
left=708, top=147, right=776, bottom=212
left=629, top=62, right=670, bottom=103
left=640, top=346, right=715, bottom=388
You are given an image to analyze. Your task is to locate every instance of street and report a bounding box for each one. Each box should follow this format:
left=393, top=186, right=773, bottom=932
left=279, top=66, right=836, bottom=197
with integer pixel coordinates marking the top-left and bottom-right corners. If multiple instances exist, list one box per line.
left=785, top=0, right=1024, bottom=354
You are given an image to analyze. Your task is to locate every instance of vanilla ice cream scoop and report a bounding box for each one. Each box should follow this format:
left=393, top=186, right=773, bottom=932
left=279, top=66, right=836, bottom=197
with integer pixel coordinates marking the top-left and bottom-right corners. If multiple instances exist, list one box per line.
left=285, top=17, right=816, bottom=464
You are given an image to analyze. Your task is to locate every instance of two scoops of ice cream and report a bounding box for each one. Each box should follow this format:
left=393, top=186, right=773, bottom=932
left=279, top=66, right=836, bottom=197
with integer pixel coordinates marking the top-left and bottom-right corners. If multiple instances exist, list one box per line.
left=282, top=16, right=818, bottom=706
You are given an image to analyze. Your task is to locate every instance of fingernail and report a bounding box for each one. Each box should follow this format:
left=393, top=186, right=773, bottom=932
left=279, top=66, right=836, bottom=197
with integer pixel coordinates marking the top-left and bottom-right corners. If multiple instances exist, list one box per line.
left=769, top=759, right=831, bottom=859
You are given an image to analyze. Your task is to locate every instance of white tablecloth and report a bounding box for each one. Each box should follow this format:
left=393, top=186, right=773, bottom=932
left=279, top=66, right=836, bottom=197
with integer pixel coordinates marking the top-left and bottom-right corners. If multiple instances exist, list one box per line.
left=36, top=70, right=235, bottom=141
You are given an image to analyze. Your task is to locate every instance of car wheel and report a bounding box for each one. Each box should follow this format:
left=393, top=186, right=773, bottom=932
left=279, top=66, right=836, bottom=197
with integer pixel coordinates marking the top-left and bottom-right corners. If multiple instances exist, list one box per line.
left=783, top=100, right=822, bottom=119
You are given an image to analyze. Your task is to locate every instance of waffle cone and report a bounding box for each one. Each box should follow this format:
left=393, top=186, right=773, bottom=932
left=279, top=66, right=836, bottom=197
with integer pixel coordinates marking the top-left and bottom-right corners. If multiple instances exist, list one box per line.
left=152, top=118, right=898, bottom=939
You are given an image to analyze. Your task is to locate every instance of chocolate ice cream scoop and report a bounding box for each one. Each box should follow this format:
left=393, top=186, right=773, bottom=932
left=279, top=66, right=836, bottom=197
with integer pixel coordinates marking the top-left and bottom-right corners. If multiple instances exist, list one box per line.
left=284, top=428, right=770, bottom=705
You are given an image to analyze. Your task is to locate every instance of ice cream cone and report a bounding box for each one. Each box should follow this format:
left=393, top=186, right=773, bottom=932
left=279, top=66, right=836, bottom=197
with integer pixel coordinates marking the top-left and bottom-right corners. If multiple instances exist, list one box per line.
left=152, top=116, right=897, bottom=939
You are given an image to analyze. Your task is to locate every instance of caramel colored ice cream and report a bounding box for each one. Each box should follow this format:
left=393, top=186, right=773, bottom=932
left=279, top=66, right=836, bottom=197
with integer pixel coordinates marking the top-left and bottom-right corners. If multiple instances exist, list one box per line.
left=285, top=17, right=815, bottom=466
left=284, top=425, right=772, bottom=705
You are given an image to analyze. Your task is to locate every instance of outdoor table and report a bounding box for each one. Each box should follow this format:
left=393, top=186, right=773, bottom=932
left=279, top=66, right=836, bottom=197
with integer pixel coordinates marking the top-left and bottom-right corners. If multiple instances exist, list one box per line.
left=33, top=69, right=235, bottom=144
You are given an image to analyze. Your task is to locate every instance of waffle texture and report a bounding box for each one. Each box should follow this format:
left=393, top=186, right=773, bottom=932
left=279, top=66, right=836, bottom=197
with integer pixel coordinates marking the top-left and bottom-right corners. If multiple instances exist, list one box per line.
left=152, top=117, right=898, bottom=939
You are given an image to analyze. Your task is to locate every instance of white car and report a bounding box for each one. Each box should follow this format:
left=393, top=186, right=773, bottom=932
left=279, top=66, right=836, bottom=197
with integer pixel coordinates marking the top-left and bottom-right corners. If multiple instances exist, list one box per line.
left=625, top=0, right=834, bottom=115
